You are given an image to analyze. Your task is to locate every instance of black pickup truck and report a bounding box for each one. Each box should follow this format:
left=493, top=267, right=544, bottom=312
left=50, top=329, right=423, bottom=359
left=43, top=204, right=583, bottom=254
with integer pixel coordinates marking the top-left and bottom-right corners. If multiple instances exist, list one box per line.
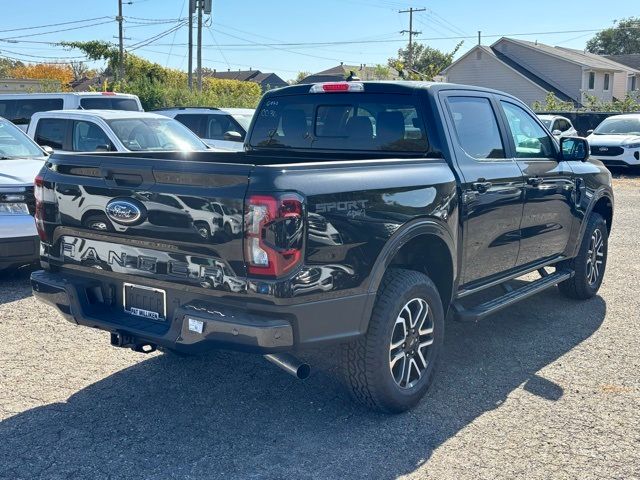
left=31, top=81, right=613, bottom=412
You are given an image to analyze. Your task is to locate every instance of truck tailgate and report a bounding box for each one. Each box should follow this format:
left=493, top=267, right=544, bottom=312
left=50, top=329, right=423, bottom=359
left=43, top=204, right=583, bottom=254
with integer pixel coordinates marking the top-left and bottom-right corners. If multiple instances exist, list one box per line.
left=40, top=153, right=252, bottom=292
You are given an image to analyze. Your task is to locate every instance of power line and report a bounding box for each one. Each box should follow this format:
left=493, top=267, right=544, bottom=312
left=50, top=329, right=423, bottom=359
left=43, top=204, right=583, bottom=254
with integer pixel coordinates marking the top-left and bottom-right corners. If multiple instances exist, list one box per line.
left=0, top=16, right=111, bottom=34
left=0, top=20, right=115, bottom=41
left=127, top=21, right=187, bottom=51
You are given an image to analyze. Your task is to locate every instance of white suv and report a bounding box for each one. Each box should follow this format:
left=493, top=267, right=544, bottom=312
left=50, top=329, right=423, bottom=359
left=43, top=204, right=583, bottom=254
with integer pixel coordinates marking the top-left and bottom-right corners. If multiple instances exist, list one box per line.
left=155, top=107, right=254, bottom=151
left=537, top=115, right=578, bottom=138
left=26, top=110, right=209, bottom=153
left=587, top=114, right=640, bottom=169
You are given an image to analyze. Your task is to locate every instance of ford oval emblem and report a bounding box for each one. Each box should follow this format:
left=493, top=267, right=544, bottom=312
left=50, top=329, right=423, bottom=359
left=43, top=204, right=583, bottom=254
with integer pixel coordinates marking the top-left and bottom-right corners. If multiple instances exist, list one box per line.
left=106, top=199, right=145, bottom=225
left=599, top=147, right=609, bottom=152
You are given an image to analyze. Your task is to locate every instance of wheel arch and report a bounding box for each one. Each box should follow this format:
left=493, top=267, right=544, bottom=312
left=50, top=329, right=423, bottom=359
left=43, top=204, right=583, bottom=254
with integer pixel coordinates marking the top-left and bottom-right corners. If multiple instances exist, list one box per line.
left=365, top=219, right=457, bottom=314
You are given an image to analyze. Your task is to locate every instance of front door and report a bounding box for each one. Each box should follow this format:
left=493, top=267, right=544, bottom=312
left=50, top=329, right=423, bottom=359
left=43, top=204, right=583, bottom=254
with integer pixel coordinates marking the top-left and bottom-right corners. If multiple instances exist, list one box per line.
left=497, top=99, right=575, bottom=266
left=440, top=92, right=525, bottom=285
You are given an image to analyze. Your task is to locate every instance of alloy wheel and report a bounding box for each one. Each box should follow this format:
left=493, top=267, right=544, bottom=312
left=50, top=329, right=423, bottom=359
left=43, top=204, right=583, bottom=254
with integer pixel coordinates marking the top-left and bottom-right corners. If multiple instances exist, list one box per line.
left=389, top=298, right=434, bottom=389
left=586, top=228, right=604, bottom=285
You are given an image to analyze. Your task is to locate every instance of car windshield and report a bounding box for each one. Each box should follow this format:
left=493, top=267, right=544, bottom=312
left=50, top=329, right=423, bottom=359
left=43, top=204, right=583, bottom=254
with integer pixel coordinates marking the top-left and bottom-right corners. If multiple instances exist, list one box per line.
left=232, top=114, right=253, bottom=132
left=107, top=118, right=208, bottom=151
left=0, top=119, right=46, bottom=159
left=593, top=117, right=640, bottom=135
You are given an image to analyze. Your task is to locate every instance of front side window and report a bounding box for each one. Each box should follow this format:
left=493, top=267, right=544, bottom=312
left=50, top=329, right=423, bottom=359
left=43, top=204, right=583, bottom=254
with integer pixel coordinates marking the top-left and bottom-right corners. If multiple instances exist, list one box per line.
left=604, top=73, right=610, bottom=91
left=588, top=72, right=596, bottom=90
left=0, top=119, right=47, bottom=159
left=107, top=118, right=207, bottom=152
left=500, top=101, right=556, bottom=159
left=206, top=115, right=240, bottom=140
left=72, top=121, right=113, bottom=152
left=35, top=118, right=68, bottom=150
left=446, top=96, right=505, bottom=160
left=249, top=93, right=428, bottom=152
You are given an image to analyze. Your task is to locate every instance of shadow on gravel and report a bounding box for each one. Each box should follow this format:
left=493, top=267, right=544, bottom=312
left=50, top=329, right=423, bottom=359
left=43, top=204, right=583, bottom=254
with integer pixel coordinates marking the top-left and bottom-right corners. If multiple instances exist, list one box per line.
left=0, top=265, right=36, bottom=304
left=0, top=289, right=606, bottom=479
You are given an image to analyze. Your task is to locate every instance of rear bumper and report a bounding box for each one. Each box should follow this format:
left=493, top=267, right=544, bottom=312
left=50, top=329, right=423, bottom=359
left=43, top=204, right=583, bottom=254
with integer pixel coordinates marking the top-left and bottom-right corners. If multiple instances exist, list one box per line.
left=0, top=234, right=39, bottom=270
left=31, top=269, right=371, bottom=354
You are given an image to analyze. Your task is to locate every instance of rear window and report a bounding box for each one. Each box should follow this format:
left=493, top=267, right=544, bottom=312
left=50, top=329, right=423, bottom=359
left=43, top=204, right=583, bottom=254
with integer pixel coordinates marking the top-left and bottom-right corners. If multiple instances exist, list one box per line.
left=80, top=97, right=140, bottom=111
left=249, top=93, right=428, bottom=152
left=0, top=98, right=64, bottom=125
left=35, top=118, right=68, bottom=150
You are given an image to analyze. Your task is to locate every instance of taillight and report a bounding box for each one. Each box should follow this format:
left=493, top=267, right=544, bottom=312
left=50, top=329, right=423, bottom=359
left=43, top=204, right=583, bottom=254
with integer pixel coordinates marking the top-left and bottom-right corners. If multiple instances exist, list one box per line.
left=34, top=174, right=47, bottom=241
left=245, top=193, right=304, bottom=277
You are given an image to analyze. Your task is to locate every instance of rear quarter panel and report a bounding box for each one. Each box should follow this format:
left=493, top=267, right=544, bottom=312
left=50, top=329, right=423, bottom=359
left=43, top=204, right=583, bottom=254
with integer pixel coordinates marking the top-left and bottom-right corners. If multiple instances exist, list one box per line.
left=250, top=158, right=458, bottom=302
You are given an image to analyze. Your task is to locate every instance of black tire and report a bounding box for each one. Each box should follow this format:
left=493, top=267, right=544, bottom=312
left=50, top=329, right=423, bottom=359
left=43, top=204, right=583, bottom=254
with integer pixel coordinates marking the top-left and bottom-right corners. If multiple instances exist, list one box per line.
left=558, top=213, right=608, bottom=300
left=224, top=223, right=233, bottom=237
left=342, top=268, right=445, bottom=413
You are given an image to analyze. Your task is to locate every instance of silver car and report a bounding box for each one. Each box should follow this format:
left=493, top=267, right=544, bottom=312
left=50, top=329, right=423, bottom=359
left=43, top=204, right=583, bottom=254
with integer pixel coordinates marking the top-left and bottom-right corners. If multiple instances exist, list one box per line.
left=0, top=117, right=50, bottom=271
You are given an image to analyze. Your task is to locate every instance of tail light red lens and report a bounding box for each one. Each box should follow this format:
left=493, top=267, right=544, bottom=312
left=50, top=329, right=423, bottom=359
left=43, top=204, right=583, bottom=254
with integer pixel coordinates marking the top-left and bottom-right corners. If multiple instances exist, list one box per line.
left=34, top=174, right=47, bottom=241
left=245, top=193, right=304, bottom=277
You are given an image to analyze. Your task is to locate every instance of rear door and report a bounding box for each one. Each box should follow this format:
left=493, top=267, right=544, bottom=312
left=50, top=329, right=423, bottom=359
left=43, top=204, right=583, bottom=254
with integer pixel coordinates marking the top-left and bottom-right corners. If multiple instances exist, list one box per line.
left=33, top=118, right=71, bottom=152
left=496, top=98, right=575, bottom=266
left=440, top=91, right=525, bottom=285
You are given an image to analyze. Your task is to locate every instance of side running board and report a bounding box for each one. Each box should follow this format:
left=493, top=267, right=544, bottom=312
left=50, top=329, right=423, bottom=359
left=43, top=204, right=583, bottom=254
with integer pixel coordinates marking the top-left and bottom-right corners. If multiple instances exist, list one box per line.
left=452, top=269, right=573, bottom=322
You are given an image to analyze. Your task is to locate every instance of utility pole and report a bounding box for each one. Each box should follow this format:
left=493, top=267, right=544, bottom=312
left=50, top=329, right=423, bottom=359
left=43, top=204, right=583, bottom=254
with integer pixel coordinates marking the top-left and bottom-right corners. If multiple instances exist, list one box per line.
left=197, top=0, right=203, bottom=92
left=478, top=31, right=481, bottom=45
left=188, top=0, right=194, bottom=90
left=117, top=0, right=124, bottom=82
left=399, top=7, right=426, bottom=70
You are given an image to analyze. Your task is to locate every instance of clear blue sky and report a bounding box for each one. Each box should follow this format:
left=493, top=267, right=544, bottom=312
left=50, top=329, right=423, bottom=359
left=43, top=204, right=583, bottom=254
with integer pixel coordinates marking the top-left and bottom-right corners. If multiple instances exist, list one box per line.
left=1, top=0, right=638, bottom=81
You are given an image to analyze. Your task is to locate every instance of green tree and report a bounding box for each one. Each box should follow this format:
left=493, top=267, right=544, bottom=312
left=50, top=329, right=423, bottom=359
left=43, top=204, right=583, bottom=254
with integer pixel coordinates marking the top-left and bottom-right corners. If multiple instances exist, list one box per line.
left=585, top=17, right=640, bottom=55
left=0, top=58, right=24, bottom=78
left=372, top=64, right=392, bottom=80
left=291, top=71, right=310, bottom=84
left=532, top=92, right=575, bottom=112
left=388, top=42, right=463, bottom=80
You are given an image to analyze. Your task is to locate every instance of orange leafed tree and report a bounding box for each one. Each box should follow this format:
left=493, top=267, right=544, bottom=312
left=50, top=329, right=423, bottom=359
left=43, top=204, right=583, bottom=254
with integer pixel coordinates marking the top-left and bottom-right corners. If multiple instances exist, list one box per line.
left=10, top=63, right=74, bottom=91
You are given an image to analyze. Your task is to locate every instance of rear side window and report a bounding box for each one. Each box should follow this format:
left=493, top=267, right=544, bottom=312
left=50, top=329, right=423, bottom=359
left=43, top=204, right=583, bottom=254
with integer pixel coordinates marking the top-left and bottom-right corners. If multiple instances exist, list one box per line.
left=35, top=118, right=68, bottom=150
left=446, top=96, right=505, bottom=160
left=175, top=114, right=205, bottom=137
left=80, top=97, right=139, bottom=111
left=0, top=98, right=64, bottom=125
left=249, top=93, right=428, bottom=152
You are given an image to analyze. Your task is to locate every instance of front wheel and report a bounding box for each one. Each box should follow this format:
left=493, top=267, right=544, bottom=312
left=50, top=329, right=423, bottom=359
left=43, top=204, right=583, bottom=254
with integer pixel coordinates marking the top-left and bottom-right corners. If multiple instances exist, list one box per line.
left=558, top=213, right=608, bottom=299
left=342, top=268, right=445, bottom=413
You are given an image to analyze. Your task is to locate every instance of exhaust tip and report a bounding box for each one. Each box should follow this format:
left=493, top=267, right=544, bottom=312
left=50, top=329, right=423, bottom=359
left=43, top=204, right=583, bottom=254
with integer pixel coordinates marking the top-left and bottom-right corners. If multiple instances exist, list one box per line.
left=296, top=363, right=311, bottom=380
left=264, top=353, right=311, bottom=380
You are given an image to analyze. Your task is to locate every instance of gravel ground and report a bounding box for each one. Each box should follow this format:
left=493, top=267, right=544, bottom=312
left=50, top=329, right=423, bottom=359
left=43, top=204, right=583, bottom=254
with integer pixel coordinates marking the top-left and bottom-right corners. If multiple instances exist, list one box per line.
left=0, top=177, right=638, bottom=480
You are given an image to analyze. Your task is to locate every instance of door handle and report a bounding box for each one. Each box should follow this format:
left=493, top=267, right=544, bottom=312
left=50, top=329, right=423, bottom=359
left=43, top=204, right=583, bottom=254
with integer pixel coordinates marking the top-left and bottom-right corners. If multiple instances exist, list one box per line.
left=471, top=181, right=492, bottom=193
left=527, top=176, right=544, bottom=187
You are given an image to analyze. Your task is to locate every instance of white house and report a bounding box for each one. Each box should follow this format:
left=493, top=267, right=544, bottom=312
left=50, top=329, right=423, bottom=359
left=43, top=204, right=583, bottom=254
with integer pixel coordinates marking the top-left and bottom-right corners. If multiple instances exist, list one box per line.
left=442, top=37, right=640, bottom=107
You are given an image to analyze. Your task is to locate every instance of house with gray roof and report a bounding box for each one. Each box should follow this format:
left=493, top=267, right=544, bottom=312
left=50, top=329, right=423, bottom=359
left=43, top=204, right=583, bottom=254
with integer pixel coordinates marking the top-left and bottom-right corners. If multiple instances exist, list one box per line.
left=300, top=63, right=400, bottom=84
left=441, top=37, right=640, bottom=107
left=204, top=69, right=288, bottom=91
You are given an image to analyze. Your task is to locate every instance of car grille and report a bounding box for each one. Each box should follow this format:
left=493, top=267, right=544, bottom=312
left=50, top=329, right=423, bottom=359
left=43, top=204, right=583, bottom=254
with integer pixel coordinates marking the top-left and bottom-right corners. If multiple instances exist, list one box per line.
left=308, top=215, right=327, bottom=231
left=590, top=146, right=624, bottom=157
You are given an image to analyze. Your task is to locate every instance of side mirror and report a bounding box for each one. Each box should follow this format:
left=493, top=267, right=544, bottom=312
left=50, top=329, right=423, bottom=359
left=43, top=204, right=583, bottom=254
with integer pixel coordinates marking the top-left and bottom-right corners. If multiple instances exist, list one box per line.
left=223, top=130, right=243, bottom=142
left=586, top=129, right=594, bottom=136
left=552, top=129, right=562, bottom=136
left=41, top=145, right=54, bottom=155
left=560, top=137, right=590, bottom=162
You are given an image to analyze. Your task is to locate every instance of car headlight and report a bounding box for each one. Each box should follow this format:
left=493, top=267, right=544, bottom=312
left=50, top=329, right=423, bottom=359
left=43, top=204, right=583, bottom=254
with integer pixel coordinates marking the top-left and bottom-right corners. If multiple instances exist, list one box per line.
left=622, top=140, right=640, bottom=148
left=0, top=202, right=29, bottom=215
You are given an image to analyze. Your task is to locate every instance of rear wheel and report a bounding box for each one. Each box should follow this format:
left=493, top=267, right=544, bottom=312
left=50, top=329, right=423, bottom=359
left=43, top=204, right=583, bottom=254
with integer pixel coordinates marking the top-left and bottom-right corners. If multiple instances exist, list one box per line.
left=342, top=268, right=444, bottom=413
left=558, top=213, right=608, bottom=299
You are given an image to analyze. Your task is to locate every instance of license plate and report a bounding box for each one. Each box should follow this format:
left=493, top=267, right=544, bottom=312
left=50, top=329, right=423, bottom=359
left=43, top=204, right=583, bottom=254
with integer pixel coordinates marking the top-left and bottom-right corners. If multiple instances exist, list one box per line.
left=123, top=283, right=166, bottom=321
